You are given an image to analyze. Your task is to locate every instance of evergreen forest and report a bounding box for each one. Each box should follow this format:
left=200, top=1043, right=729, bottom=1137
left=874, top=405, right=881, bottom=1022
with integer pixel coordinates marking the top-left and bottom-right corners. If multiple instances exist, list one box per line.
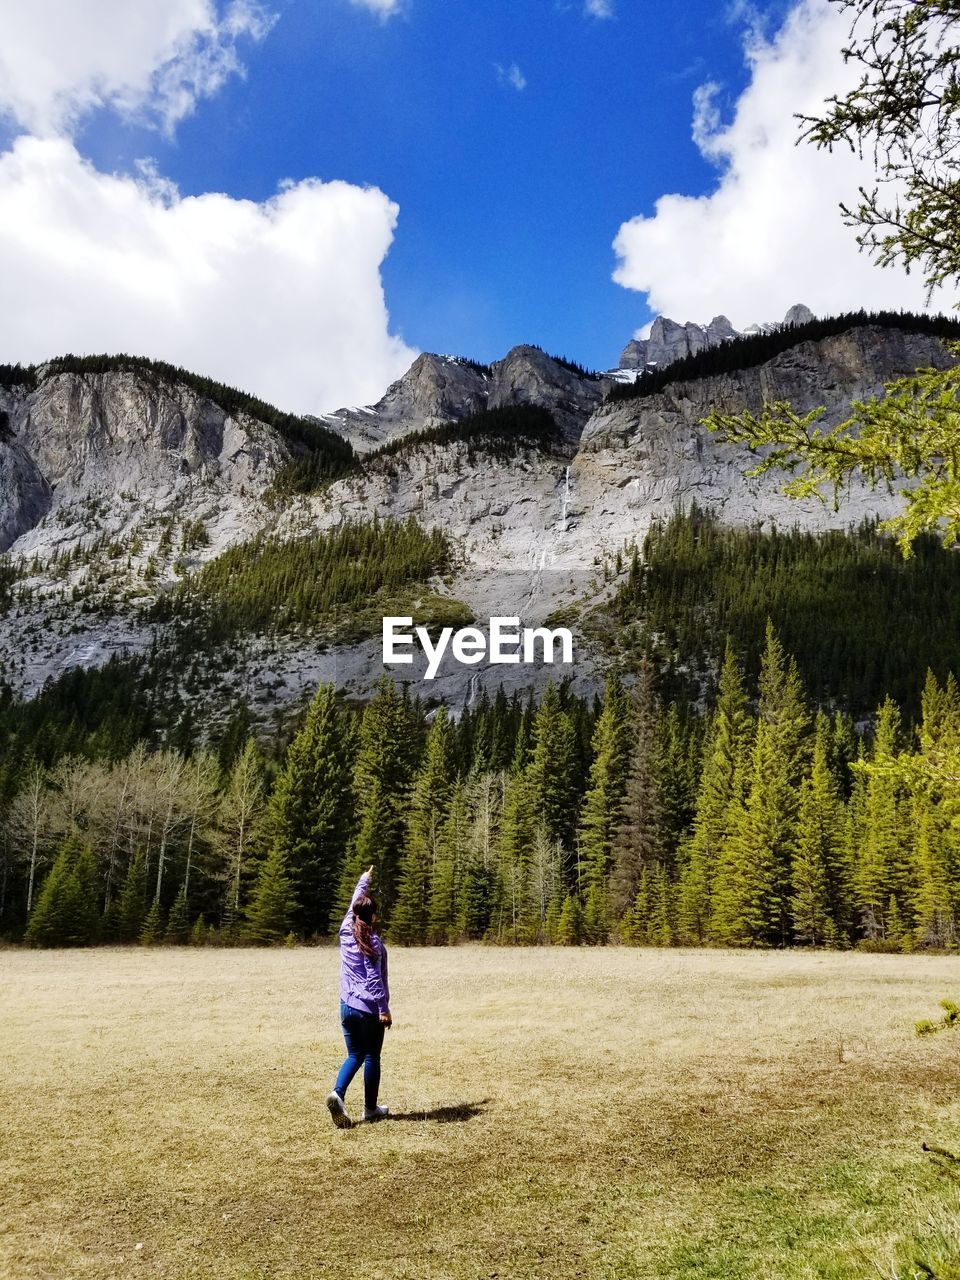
left=152, top=515, right=461, bottom=643
left=603, top=508, right=960, bottom=716
left=5, top=619, right=960, bottom=952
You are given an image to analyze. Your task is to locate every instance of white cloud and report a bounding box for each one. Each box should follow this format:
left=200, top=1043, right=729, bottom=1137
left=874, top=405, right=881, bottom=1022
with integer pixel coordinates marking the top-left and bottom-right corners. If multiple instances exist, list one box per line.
left=0, top=136, right=416, bottom=414
left=0, top=0, right=274, bottom=137
left=612, top=0, right=952, bottom=328
left=351, top=0, right=403, bottom=16
left=584, top=0, right=614, bottom=18
left=496, top=63, right=527, bottom=92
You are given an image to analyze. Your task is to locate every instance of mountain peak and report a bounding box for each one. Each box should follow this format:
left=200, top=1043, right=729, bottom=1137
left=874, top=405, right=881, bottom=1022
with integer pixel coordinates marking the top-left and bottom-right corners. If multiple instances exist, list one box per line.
left=619, top=303, right=816, bottom=371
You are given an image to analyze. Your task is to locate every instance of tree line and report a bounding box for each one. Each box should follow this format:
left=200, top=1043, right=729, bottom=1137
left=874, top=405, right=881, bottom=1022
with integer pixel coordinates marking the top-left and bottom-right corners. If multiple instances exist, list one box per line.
left=6, top=633, right=960, bottom=951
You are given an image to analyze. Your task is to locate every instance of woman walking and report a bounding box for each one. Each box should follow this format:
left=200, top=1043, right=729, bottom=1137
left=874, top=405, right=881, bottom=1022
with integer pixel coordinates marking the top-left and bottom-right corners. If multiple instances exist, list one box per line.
left=327, top=865, right=392, bottom=1129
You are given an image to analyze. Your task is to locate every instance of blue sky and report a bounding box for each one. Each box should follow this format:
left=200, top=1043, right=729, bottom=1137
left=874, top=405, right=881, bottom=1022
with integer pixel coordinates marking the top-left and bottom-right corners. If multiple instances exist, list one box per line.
left=72, top=0, right=778, bottom=369
left=0, top=0, right=938, bottom=414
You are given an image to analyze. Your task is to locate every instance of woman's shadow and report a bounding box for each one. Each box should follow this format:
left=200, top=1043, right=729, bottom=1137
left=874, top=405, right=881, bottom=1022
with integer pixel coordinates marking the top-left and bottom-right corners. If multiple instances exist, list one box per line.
left=387, top=1099, right=490, bottom=1124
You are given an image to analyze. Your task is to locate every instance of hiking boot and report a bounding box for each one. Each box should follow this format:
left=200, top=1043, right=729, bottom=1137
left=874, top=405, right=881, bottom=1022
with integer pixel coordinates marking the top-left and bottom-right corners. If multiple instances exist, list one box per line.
left=362, top=1105, right=389, bottom=1122
left=326, top=1092, right=353, bottom=1129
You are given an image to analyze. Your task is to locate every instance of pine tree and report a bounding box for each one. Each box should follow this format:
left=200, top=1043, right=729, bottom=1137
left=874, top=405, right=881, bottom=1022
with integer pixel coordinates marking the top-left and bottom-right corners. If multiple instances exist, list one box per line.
left=555, top=893, right=583, bottom=945
left=911, top=798, right=957, bottom=949
left=393, top=707, right=457, bottom=944
left=334, top=677, right=413, bottom=922
left=461, top=773, right=500, bottom=939
left=621, top=867, right=651, bottom=944
left=495, top=767, right=538, bottom=943
left=791, top=713, right=847, bottom=945
left=678, top=642, right=753, bottom=943
left=118, top=849, right=148, bottom=943
left=262, top=684, right=352, bottom=937
left=854, top=698, right=905, bottom=940
left=428, top=780, right=469, bottom=944
left=244, top=846, right=294, bottom=945
left=711, top=719, right=789, bottom=947
left=609, top=661, right=663, bottom=934
left=577, top=673, right=630, bottom=934
left=526, top=683, right=578, bottom=856
left=791, top=778, right=836, bottom=946
left=165, top=883, right=190, bottom=945
left=911, top=673, right=959, bottom=948
left=658, top=704, right=700, bottom=850
left=24, top=837, right=99, bottom=947
left=649, top=865, right=675, bottom=946
left=139, top=899, right=163, bottom=945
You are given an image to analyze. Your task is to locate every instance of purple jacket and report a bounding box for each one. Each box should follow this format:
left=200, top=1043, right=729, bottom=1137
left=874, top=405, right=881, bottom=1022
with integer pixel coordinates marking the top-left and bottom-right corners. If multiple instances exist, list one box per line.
left=339, top=872, right=390, bottom=1016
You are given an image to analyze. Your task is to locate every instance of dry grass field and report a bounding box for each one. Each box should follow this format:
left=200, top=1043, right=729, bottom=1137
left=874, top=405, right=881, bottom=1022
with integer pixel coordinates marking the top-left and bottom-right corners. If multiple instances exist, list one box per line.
left=1, top=947, right=959, bottom=1280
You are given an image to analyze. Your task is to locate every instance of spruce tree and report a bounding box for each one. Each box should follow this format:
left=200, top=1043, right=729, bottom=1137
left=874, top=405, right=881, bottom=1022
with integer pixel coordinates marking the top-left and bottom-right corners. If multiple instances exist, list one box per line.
left=711, top=719, right=789, bottom=947
left=556, top=893, right=583, bottom=945
left=649, top=865, right=675, bottom=946
left=854, top=698, right=905, bottom=940
left=609, top=660, right=663, bottom=935
left=25, top=837, right=99, bottom=948
left=244, top=846, right=294, bottom=945
left=621, top=867, right=651, bottom=944
left=526, top=683, right=578, bottom=855
left=791, top=713, right=847, bottom=945
left=139, top=899, right=164, bottom=945
left=791, top=778, right=836, bottom=946
left=678, top=642, right=752, bottom=943
left=393, top=707, right=457, bottom=944
left=334, top=677, right=413, bottom=922
left=262, top=684, right=352, bottom=937
left=165, top=883, right=190, bottom=945
left=577, top=673, right=630, bottom=933
left=428, top=779, right=469, bottom=944
left=496, top=766, right=538, bottom=943
left=118, top=849, right=148, bottom=943
left=911, top=797, right=957, bottom=949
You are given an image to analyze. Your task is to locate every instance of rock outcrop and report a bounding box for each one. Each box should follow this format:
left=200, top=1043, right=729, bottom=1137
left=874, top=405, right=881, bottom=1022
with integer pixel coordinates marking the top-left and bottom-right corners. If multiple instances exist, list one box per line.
left=317, top=353, right=491, bottom=453
left=318, top=345, right=604, bottom=452
left=487, top=345, right=603, bottom=442
left=0, top=369, right=288, bottom=556
left=619, top=303, right=813, bottom=371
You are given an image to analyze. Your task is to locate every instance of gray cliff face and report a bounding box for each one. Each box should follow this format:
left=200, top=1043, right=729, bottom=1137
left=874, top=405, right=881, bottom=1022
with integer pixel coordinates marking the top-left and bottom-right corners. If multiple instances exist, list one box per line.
left=577, top=326, right=953, bottom=552
left=1, top=369, right=288, bottom=557
left=0, top=387, right=52, bottom=549
left=15, top=371, right=284, bottom=493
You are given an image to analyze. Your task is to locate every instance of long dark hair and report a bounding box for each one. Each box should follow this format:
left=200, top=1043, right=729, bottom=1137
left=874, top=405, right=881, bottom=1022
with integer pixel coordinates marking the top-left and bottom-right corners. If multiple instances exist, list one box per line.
left=352, top=892, right=379, bottom=960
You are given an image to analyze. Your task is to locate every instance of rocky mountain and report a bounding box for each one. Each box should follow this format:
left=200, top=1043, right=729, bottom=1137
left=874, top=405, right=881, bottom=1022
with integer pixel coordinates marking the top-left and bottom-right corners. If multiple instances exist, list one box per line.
left=619, top=303, right=816, bottom=371
left=318, top=344, right=603, bottom=453
left=313, top=353, right=492, bottom=453
left=0, top=315, right=953, bottom=715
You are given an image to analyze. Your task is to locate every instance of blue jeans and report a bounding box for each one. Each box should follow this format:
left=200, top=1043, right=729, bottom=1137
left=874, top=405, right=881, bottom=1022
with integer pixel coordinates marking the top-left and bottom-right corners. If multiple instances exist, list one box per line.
left=334, top=1000, right=385, bottom=1110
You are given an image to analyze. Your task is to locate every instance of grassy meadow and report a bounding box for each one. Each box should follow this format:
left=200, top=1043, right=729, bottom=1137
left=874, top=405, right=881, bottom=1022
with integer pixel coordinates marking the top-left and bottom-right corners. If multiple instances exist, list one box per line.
left=1, top=946, right=959, bottom=1280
